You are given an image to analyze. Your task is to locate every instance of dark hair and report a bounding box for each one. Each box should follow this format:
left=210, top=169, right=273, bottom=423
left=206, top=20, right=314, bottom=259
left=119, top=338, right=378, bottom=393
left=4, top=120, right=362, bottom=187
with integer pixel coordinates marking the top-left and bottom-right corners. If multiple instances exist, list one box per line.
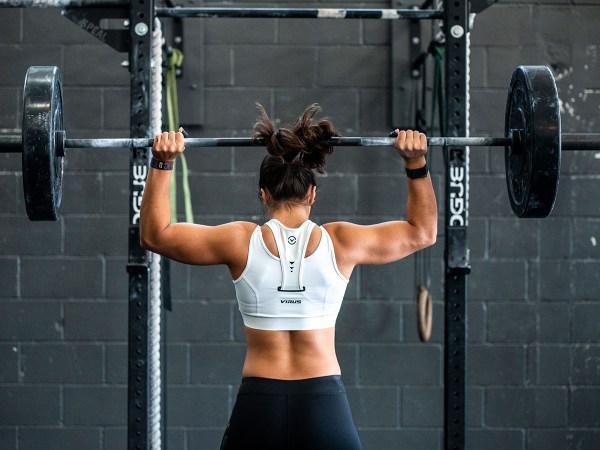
left=253, top=103, right=338, bottom=208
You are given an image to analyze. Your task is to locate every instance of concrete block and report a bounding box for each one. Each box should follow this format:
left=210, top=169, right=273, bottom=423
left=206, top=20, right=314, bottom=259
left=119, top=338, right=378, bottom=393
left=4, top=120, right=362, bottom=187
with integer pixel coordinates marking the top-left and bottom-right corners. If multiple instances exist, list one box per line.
left=166, top=301, right=232, bottom=342
left=573, top=303, right=600, bottom=341
left=364, top=19, right=390, bottom=45
left=468, top=345, right=526, bottom=385
left=0, top=344, right=18, bottom=383
left=105, top=343, right=126, bottom=384
left=0, top=302, right=62, bottom=340
left=346, top=386, right=399, bottom=428
left=279, top=20, right=359, bottom=45
left=0, top=428, right=16, bottom=450
left=336, top=301, right=401, bottom=342
left=274, top=88, right=359, bottom=132
left=190, top=264, right=236, bottom=299
left=401, top=386, right=443, bottom=427
left=466, top=429, right=524, bottom=450
left=573, top=262, right=600, bottom=299
left=22, top=258, right=104, bottom=298
left=22, top=9, right=99, bottom=45
left=467, top=387, right=484, bottom=427
left=100, top=173, right=129, bottom=215
left=527, top=429, right=600, bottom=450
left=537, top=344, right=571, bottom=385
left=489, top=218, right=539, bottom=258
left=468, top=90, right=509, bottom=137
left=189, top=429, right=228, bottom=450
left=467, top=301, right=486, bottom=343
left=570, top=178, right=600, bottom=216
left=540, top=218, right=571, bottom=258
left=63, top=46, right=128, bottom=87
left=357, top=174, right=406, bottom=215
left=103, top=88, right=130, bottom=129
left=570, top=387, right=600, bottom=426
left=0, top=386, right=60, bottom=425
left=359, top=344, right=441, bottom=385
left=468, top=260, right=527, bottom=300
left=0, top=10, right=20, bottom=43
left=21, top=343, right=103, bottom=383
left=572, top=344, right=600, bottom=384
left=311, top=174, right=356, bottom=216
left=469, top=175, right=514, bottom=217
left=0, top=88, right=19, bottom=129
left=60, top=172, right=103, bottom=215
left=63, top=88, right=103, bottom=130
left=361, top=258, right=413, bottom=300
left=205, top=19, right=275, bottom=44
left=105, top=258, right=128, bottom=299
left=538, top=303, right=571, bottom=343
left=470, top=6, right=535, bottom=46
left=358, top=429, right=439, bottom=450
left=572, top=219, right=600, bottom=258
left=359, top=88, right=392, bottom=131
left=486, top=387, right=567, bottom=427
left=319, top=47, right=389, bottom=87
left=204, top=46, right=233, bottom=87
left=64, top=301, right=127, bottom=341
left=336, top=344, right=358, bottom=385
left=20, top=427, right=101, bottom=450
left=0, top=46, right=62, bottom=86
left=488, top=303, right=536, bottom=343
left=64, top=216, right=128, bottom=256
left=203, top=88, right=271, bottom=130
left=235, top=46, right=315, bottom=87
left=167, top=386, right=229, bottom=427
left=0, top=257, right=18, bottom=298
left=538, top=261, right=573, bottom=300
left=187, top=174, right=258, bottom=215
left=190, top=343, right=245, bottom=384
left=0, top=217, right=62, bottom=255
left=64, top=386, right=126, bottom=425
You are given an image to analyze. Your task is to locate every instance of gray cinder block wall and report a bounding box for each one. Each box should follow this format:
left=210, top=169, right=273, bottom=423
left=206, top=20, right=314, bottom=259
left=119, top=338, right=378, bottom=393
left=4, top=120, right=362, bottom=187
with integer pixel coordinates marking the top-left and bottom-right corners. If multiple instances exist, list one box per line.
left=1, top=1, right=600, bottom=449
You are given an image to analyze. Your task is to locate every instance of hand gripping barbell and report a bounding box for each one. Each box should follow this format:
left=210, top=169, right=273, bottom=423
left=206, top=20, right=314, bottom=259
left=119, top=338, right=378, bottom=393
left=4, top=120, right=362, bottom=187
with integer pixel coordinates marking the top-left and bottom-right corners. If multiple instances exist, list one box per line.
left=0, top=65, right=599, bottom=220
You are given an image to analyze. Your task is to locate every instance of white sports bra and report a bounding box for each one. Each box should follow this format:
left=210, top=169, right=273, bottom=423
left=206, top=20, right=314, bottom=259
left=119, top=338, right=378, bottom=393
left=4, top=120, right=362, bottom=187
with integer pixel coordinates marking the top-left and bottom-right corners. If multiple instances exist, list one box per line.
left=233, top=219, right=349, bottom=331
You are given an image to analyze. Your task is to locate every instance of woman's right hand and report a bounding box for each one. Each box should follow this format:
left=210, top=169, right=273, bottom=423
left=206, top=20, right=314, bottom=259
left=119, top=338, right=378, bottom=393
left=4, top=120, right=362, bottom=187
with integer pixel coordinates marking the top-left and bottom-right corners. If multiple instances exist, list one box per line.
left=393, top=129, right=428, bottom=167
left=152, top=127, right=186, bottom=162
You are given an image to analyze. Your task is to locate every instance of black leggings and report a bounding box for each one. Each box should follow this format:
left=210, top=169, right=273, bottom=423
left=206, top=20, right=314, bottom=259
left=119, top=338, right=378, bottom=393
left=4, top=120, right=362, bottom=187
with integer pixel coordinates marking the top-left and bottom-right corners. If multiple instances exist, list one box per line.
left=220, top=376, right=362, bottom=450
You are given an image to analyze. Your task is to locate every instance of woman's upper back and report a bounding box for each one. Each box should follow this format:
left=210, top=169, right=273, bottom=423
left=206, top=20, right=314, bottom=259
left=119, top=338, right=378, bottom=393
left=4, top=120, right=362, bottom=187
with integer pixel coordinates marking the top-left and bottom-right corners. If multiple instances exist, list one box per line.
left=234, top=219, right=349, bottom=332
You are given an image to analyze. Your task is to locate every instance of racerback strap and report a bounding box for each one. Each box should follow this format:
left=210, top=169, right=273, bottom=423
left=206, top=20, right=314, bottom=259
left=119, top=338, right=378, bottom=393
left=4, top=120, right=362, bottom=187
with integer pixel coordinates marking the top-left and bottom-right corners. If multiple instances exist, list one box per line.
left=265, top=219, right=316, bottom=292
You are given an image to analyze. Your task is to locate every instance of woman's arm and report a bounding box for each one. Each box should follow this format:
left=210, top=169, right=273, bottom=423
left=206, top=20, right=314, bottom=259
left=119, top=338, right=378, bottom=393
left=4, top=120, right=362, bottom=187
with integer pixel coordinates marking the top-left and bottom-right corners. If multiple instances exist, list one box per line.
left=139, top=130, right=252, bottom=270
left=325, top=130, right=437, bottom=276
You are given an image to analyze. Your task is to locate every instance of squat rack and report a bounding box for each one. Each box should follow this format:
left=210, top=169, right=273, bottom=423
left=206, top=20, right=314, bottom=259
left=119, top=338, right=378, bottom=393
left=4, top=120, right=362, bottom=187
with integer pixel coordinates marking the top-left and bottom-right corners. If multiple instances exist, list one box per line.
left=0, top=1, right=493, bottom=449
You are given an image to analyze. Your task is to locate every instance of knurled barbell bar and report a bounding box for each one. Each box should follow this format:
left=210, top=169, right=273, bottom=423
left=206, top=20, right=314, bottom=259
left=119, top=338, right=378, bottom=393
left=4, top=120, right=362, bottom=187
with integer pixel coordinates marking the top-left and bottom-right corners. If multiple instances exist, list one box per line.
left=0, top=65, right=599, bottom=221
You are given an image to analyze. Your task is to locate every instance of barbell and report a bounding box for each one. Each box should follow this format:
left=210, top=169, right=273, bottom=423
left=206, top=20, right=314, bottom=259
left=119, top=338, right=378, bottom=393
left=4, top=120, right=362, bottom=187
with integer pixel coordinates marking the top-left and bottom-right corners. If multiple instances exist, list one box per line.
left=0, top=65, right=599, bottom=221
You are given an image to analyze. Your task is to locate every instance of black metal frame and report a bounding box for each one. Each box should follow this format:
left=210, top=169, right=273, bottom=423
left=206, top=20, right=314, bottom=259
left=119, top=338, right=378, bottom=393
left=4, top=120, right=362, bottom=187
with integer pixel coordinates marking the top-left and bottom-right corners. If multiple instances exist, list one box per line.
left=126, top=1, right=153, bottom=449
left=443, top=0, right=470, bottom=449
left=5, top=1, right=490, bottom=448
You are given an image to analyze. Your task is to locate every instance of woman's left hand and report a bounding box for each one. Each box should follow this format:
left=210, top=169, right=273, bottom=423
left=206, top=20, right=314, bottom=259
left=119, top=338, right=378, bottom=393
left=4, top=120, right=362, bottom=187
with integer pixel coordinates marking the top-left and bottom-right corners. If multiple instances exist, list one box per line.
left=152, top=127, right=185, bottom=162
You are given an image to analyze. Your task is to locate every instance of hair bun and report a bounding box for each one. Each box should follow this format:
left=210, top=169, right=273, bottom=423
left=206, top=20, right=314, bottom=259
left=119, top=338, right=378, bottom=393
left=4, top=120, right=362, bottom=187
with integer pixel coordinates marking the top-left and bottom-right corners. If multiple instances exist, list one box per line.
left=252, top=103, right=338, bottom=173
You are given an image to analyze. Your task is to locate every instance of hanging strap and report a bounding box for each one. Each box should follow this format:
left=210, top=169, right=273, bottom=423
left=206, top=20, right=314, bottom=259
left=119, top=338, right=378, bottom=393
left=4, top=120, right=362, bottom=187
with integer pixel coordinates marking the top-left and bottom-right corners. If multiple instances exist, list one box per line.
left=265, top=219, right=316, bottom=292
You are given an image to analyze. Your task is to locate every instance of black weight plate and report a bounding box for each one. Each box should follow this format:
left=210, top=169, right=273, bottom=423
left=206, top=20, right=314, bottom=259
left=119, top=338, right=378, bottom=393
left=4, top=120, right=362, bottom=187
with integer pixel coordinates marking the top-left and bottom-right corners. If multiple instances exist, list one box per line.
left=22, top=66, right=64, bottom=221
left=505, top=65, right=561, bottom=218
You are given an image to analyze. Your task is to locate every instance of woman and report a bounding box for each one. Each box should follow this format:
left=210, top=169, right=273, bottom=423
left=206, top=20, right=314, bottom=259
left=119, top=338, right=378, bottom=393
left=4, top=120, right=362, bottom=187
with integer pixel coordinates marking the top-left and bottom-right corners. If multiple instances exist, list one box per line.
left=140, top=104, right=437, bottom=450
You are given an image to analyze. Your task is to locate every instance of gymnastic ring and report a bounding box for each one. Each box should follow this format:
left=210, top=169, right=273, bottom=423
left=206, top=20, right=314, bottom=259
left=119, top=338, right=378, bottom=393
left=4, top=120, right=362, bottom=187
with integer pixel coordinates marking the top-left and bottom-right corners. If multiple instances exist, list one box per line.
left=417, top=286, right=432, bottom=342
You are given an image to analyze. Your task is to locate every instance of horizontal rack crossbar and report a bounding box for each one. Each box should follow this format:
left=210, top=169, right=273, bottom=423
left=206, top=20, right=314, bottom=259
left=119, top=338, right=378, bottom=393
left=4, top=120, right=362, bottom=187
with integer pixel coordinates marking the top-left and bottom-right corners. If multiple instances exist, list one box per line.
left=154, top=7, right=444, bottom=20
left=0, top=1, right=443, bottom=19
